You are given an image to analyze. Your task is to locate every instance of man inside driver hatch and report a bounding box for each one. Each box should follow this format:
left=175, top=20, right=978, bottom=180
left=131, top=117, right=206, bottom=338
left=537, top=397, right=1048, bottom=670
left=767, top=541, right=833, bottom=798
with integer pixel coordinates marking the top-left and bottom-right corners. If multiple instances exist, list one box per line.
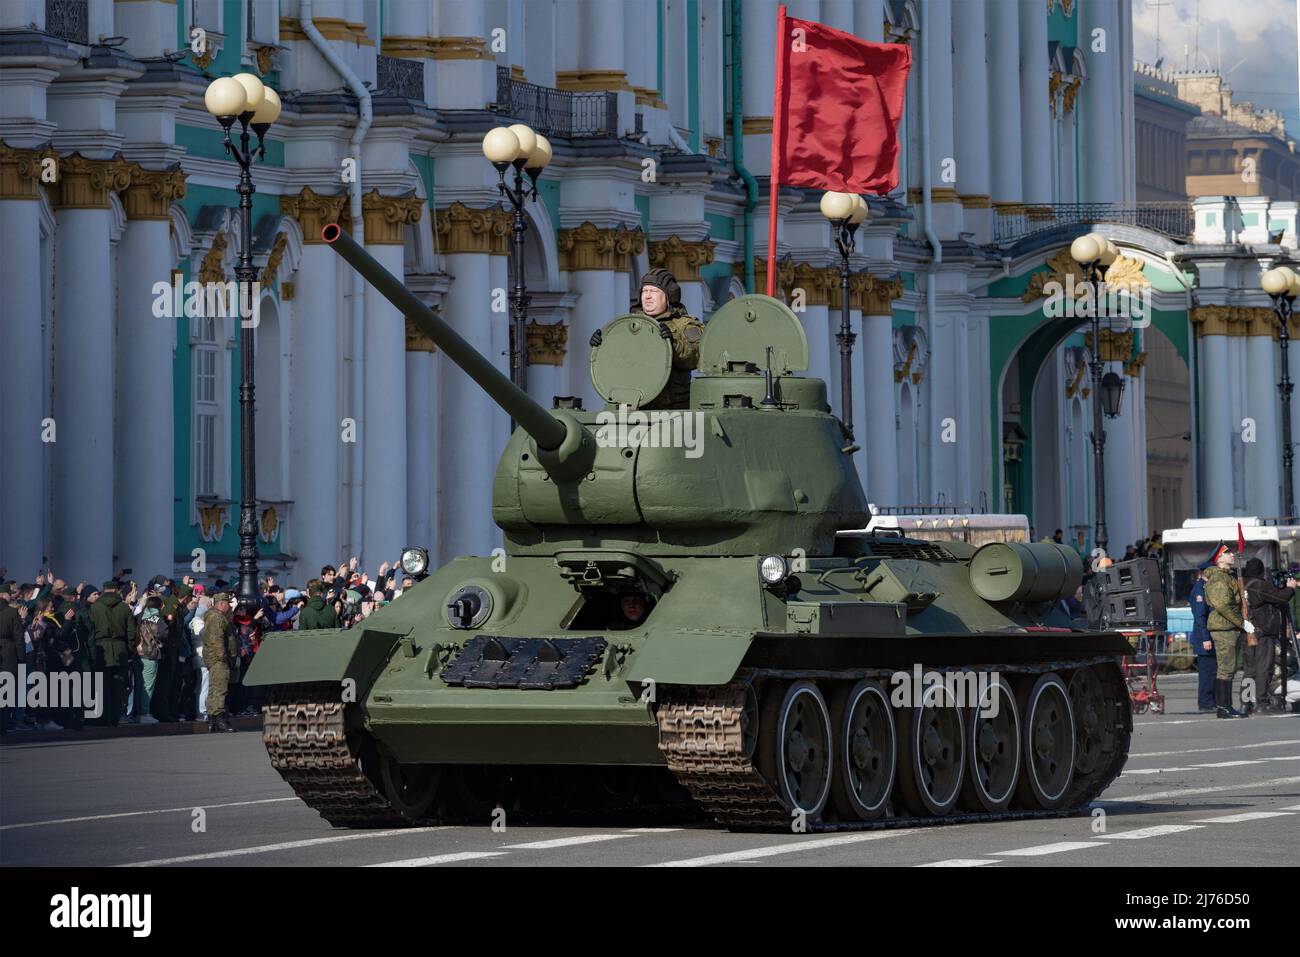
left=589, top=268, right=703, bottom=409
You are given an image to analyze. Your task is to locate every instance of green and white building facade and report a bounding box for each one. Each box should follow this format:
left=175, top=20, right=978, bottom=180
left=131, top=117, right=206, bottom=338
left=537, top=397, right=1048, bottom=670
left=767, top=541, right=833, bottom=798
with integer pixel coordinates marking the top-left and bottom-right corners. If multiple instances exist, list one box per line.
left=0, top=0, right=1295, bottom=584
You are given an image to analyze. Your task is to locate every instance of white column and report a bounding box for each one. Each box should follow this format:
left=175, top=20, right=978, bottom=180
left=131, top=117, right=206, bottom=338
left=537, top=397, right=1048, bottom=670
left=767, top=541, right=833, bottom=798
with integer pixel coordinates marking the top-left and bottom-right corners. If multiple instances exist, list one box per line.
left=0, top=196, right=45, bottom=575
left=925, top=296, right=963, bottom=506
left=1079, top=0, right=1121, bottom=203
left=577, top=0, right=624, bottom=72
left=439, top=251, right=500, bottom=559
left=405, top=350, right=434, bottom=552
left=52, top=207, right=115, bottom=583
left=1245, top=334, right=1282, bottom=516
left=1198, top=335, right=1233, bottom=515
left=1018, top=0, right=1052, bottom=209
left=288, top=242, right=340, bottom=579
left=490, top=252, right=511, bottom=463
left=988, top=0, right=1023, bottom=208
left=804, top=302, right=832, bottom=394
left=431, top=0, right=495, bottom=110
left=361, top=242, right=407, bottom=568
left=742, top=0, right=777, bottom=177
left=1101, top=361, right=1143, bottom=548
left=953, top=0, right=992, bottom=243
left=924, top=0, right=961, bottom=240
left=854, top=0, right=885, bottom=41
left=861, top=311, right=898, bottom=505
left=567, top=269, right=617, bottom=409
left=115, top=207, right=174, bottom=577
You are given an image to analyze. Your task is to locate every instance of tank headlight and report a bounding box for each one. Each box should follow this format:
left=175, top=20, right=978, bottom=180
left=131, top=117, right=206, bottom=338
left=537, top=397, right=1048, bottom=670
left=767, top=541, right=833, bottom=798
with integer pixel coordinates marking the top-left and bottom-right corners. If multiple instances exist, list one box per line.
left=758, top=555, right=789, bottom=586
left=401, top=545, right=429, bottom=577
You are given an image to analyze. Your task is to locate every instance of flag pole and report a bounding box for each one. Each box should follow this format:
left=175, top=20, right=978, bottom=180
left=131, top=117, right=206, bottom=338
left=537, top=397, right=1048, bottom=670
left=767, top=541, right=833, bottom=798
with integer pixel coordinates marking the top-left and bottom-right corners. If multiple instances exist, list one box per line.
left=766, top=4, right=788, bottom=297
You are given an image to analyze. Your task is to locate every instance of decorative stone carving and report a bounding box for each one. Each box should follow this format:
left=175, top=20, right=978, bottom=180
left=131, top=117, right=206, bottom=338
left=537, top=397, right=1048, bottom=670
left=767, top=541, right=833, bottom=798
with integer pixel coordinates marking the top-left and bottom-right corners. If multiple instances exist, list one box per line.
left=526, top=320, right=568, bottom=365
left=280, top=281, right=295, bottom=301
left=197, top=503, right=230, bottom=542
left=648, top=235, right=715, bottom=282
left=1022, top=248, right=1150, bottom=303
left=788, top=263, right=838, bottom=307
left=1084, top=328, right=1135, bottom=362
left=253, top=44, right=277, bottom=75
left=199, top=233, right=229, bottom=284
left=893, top=325, right=929, bottom=384
left=558, top=222, right=645, bottom=272
left=258, top=505, right=281, bottom=544
left=734, top=257, right=795, bottom=299
left=1190, top=305, right=1282, bottom=338
left=859, top=274, right=904, bottom=315
left=50, top=153, right=132, bottom=210
left=1062, top=76, right=1081, bottom=114
left=281, top=187, right=349, bottom=244
left=362, top=190, right=423, bottom=244
left=405, top=316, right=436, bottom=353
left=0, top=142, right=57, bottom=200
left=260, top=232, right=287, bottom=285
left=1124, top=351, right=1147, bottom=378
left=436, top=201, right=510, bottom=255
left=122, top=165, right=186, bottom=220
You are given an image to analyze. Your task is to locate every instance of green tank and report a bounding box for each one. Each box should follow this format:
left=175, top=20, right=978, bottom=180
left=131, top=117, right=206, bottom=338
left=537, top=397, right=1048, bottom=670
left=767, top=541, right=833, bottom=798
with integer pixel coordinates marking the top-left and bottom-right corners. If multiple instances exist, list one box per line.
left=245, top=224, right=1132, bottom=831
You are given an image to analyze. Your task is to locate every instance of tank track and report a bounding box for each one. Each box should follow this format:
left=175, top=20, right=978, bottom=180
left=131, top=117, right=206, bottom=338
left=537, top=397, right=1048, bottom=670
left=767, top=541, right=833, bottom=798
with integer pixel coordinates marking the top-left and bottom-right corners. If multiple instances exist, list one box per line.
left=656, top=659, right=1131, bottom=832
left=262, top=683, right=407, bottom=828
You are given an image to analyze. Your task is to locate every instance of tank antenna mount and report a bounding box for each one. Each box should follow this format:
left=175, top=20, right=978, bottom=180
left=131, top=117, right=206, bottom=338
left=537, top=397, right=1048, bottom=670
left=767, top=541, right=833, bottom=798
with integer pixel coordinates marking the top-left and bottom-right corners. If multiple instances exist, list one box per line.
left=761, top=345, right=779, bottom=406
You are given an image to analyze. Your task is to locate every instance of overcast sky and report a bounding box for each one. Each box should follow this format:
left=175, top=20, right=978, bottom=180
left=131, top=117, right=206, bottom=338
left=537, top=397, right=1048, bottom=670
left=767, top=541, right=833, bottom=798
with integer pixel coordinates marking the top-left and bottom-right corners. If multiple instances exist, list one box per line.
left=1130, top=0, right=1299, bottom=140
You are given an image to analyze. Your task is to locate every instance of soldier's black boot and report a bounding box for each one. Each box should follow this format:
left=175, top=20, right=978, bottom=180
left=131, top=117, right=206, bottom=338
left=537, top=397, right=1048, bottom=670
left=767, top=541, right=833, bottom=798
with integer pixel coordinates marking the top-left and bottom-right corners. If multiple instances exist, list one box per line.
left=216, top=713, right=238, bottom=732
left=1215, top=680, right=1244, bottom=718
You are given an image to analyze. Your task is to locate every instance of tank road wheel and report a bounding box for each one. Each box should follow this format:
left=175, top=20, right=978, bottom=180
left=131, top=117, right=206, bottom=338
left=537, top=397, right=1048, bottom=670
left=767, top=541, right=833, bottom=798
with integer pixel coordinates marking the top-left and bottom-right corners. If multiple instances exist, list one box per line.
left=1067, top=666, right=1113, bottom=776
left=1015, top=673, right=1076, bottom=810
left=960, top=675, right=1020, bottom=813
left=379, top=755, right=443, bottom=822
left=829, top=680, right=896, bottom=820
left=758, top=681, right=833, bottom=822
left=897, top=685, right=966, bottom=816
left=445, top=766, right=510, bottom=822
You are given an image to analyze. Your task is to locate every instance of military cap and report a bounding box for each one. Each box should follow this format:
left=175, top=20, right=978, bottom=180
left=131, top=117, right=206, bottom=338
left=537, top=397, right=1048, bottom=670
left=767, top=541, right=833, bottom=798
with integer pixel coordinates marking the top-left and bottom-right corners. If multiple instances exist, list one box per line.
left=210, top=591, right=232, bottom=604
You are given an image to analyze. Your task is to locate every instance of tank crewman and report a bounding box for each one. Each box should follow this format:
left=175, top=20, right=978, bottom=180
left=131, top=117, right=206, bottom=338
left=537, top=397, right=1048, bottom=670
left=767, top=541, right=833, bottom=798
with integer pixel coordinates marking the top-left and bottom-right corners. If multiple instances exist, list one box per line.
left=607, top=592, right=651, bottom=631
left=89, top=579, right=135, bottom=726
left=1189, top=563, right=1215, bottom=712
left=1204, top=545, right=1254, bottom=718
left=202, top=593, right=239, bottom=732
left=589, top=268, right=704, bottom=410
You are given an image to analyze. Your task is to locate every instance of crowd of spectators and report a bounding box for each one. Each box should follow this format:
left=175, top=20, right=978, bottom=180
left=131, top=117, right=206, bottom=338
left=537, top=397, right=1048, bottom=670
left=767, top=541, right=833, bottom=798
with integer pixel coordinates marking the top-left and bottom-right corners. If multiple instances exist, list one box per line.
left=0, top=558, right=415, bottom=733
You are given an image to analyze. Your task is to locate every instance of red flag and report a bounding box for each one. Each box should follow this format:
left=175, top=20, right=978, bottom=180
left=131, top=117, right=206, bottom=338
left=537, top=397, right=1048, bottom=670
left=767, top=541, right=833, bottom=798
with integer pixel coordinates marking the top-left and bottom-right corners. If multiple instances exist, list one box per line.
left=766, top=6, right=911, bottom=292
left=1237, top=523, right=1246, bottom=555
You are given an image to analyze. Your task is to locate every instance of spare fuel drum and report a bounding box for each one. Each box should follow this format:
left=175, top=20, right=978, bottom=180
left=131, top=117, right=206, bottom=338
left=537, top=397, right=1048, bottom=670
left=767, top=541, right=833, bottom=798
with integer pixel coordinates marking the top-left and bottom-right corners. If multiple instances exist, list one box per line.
left=968, top=542, right=1084, bottom=604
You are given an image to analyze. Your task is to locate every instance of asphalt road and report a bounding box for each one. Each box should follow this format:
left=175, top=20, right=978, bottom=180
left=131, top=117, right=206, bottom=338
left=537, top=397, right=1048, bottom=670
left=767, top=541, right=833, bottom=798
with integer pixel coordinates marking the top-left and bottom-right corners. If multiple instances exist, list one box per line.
left=2, top=674, right=1297, bottom=867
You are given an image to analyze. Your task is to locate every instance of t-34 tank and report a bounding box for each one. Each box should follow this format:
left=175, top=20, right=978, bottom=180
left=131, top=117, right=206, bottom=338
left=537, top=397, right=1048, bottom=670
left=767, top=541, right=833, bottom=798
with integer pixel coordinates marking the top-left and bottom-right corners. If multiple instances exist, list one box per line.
left=245, top=223, right=1132, bottom=831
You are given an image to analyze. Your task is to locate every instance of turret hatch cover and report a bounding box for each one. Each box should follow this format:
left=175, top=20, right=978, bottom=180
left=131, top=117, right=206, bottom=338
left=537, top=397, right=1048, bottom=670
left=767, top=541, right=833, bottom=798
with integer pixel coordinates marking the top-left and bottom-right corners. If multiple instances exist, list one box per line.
left=699, top=294, right=808, bottom=375
left=589, top=313, right=672, bottom=408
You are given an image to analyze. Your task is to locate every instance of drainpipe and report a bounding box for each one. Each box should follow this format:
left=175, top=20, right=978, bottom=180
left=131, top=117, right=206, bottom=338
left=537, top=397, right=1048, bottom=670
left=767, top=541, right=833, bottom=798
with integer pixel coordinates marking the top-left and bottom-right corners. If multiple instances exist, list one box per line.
left=301, top=0, right=371, bottom=560
left=919, top=0, right=942, bottom=500
left=727, top=0, right=757, bottom=292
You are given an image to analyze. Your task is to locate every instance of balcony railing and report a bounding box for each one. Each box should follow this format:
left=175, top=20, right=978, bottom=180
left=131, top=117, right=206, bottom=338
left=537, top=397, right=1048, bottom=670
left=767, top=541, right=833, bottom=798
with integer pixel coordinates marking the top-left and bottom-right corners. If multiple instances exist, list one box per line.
left=377, top=54, right=425, bottom=101
left=996, top=202, right=1195, bottom=245
left=494, top=67, right=618, bottom=139
left=45, top=0, right=88, bottom=44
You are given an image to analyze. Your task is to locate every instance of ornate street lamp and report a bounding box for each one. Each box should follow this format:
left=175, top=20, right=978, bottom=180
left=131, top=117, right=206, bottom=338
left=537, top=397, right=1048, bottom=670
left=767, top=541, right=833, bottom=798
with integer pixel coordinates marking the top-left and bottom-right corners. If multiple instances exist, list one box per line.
left=1262, top=264, right=1300, bottom=521
left=204, top=73, right=281, bottom=609
left=483, top=124, right=551, bottom=396
left=819, top=190, right=869, bottom=435
left=1070, top=231, right=1119, bottom=556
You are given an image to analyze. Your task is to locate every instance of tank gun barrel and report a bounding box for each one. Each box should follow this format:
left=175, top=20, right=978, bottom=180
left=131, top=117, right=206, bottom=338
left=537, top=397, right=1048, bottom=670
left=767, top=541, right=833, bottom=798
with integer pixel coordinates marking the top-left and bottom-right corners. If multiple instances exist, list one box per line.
left=322, top=224, right=567, bottom=451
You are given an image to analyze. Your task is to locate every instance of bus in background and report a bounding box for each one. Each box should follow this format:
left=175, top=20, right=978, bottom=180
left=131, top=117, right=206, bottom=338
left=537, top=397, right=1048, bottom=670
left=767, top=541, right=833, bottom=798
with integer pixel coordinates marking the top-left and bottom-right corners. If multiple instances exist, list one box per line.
left=839, top=509, right=1031, bottom=546
left=1161, top=517, right=1300, bottom=638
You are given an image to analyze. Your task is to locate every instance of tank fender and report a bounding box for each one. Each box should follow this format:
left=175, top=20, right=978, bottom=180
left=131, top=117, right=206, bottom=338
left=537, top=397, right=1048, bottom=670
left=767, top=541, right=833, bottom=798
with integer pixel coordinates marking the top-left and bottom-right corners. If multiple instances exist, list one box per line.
left=243, top=627, right=407, bottom=695
left=624, top=632, right=753, bottom=687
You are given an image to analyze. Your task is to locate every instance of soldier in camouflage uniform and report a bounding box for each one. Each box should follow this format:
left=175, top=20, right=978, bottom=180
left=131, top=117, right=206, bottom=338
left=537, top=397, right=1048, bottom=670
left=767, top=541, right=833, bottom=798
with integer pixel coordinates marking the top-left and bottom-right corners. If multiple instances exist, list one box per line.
left=202, top=593, right=239, bottom=732
left=589, top=268, right=704, bottom=410
left=1203, top=546, right=1255, bottom=719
